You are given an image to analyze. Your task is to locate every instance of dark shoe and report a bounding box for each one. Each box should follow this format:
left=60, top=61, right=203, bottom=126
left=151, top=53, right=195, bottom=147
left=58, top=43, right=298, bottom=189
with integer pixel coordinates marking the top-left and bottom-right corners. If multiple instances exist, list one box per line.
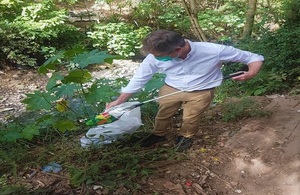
left=140, top=134, right=167, bottom=147
left=175, top=136, right=193, bottom=152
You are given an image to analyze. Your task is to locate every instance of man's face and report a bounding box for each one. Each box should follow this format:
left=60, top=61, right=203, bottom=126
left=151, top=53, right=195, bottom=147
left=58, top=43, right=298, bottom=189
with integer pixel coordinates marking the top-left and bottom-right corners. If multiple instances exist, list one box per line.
left=152, top=48, right=181, bottom=61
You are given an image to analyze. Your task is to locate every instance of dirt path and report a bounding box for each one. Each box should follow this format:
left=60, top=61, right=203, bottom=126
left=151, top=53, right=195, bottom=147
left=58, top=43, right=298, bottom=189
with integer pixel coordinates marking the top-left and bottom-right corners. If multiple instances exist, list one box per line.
left=130, top=95, right=300, bottom=195
left=216, top=96, right=300, bottom=195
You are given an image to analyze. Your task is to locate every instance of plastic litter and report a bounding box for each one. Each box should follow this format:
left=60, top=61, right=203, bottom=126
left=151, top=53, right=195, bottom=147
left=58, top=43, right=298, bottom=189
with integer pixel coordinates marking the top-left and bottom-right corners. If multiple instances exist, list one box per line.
left=80, top=102, right=143, bottom=148
left=85, top=111, right=118, bottom=126
left=41, top=162, right=62, bottom=173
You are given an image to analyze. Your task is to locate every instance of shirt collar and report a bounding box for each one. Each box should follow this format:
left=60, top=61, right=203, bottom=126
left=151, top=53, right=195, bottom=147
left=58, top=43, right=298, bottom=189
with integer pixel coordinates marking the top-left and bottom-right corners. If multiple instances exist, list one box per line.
left=183, top=40, right=194, bottom=60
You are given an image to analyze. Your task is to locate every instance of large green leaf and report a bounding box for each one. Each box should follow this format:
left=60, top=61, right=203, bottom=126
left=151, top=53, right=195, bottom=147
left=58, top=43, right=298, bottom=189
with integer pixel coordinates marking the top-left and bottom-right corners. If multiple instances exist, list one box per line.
left=35, top=114, right=58, bottom=132
left=54, top=120, right=78, bottom=133
left=3, top=131, right=23, bottom=142
left=38, top=51, right=65, bottom=74
left=46, top=72, right=64, bottom=91
left=144, top=73, right=165, bottom=92
left=22, top=90, right=57, bottom=110
left=72, top=50, right=117, bottom=69
left=0, top=124, right=22, bottom=142
left=85, top=83, right=116, bottom=104
left=54, top=83, right=80, bottom=98
left=62, top=69, right=92, bottom=84
left=21, top=124, right=40, bottom=140
left=63, top=46, right=87, bottom=59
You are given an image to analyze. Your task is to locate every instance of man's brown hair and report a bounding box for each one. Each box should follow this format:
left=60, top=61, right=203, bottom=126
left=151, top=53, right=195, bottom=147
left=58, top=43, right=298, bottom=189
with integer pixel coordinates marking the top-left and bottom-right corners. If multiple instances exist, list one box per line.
left=141, top=30, right=186, bottom=55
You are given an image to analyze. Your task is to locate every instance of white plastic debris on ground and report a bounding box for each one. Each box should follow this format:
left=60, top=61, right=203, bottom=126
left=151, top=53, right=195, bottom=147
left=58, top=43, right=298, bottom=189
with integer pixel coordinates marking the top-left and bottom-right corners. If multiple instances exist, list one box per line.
left=80, top=102, right=143, bottom=148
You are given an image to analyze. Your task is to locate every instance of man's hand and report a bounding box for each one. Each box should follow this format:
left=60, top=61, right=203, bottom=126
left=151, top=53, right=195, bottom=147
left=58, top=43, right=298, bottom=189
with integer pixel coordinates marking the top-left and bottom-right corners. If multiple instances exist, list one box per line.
left=232, top=61, right=263, bottom=81
left=106, top=100, right=121, bottom=110
left=232, top=71, right=253, bottom=81
left=105, top=93, right=132, bottom=110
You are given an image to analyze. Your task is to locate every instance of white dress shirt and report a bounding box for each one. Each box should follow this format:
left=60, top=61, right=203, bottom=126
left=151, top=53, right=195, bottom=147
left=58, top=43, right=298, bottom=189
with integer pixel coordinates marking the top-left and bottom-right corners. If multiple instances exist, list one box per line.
left=121, top=40, right=264, bottom=93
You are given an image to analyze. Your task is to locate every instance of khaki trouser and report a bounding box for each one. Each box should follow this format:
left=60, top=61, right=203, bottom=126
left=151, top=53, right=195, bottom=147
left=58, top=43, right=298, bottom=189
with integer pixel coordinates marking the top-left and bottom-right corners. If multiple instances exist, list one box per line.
left=153, top=85, right=215, bottom=138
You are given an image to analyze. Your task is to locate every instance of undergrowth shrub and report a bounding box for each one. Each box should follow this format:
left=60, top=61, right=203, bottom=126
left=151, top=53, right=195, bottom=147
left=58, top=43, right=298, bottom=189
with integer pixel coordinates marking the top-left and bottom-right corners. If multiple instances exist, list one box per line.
left=87, top=22, right=151, bottom=57
left=199, top=1, right=246, bottom=41
left=67, top=144, right=179, bottom=190
left=282, top=0, right=300, bottom=27
left=217, top=19, right=300, bottom=97
left=220, top=97, right=271, bottom=122
left=0, top=0, right=83, bottom=68
left=0, top=45, right=165, bottom=143
left=0, top=48, right=118, bottom=144
left=0, top=47, right=174, bottom=194
left=129, top=0, right=189, bottom=33
left=233, top=25, right=300, bottom=95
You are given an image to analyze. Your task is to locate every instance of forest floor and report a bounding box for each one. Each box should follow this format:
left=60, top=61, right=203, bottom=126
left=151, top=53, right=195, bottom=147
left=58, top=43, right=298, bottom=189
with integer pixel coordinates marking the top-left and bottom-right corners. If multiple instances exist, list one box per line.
left=0, top=69, right=299, bottom=195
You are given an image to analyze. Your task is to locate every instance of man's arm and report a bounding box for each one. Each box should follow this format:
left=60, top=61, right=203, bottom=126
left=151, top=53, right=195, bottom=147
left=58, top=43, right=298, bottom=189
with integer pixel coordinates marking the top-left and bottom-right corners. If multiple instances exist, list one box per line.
left=105, top=55, right=160, bottom=109
left=218, top=45, right=264, bottom=81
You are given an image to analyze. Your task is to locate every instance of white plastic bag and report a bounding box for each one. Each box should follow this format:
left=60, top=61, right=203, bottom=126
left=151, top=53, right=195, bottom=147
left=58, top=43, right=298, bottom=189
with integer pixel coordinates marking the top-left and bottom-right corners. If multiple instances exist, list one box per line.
left=80, top=102, right=142, bottom=148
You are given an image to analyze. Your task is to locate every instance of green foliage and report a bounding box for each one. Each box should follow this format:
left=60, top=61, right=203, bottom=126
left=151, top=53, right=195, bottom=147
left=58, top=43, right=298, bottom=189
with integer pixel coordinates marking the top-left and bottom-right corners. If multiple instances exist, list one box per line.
left=62, top=69, right=93, bottom=83
left=215, top=70, right=290, bottom=99
left=199, top=1, right=246, bottom=40
left=0, top=45, right=172, bottom=192
left=22, top=90, right=57, bottom=110
left=234, top=25, right=300, bottom=94
left=258, top=27, right=300, bottom=73
left=133, top=73, right=165, bottom=118
left=3, top=47, right=165, bottom=144
left=128, top=0, right=280, bottom=41
left=157, top=5, right=189, bottom=31
left=282, top=0, right=300, bottom=27
left=130, top=0, right=189, bottom=32
left=0, top=123, right=39, bottom=142
left=35, top=49, right=119, bottom=105
left=73, top=50, right=116, bottom=68
left=1, top=49, right=117, bottom=143
left=129, top=0, right=168, bottom=26
left=220, top=97, right=271, bottom=122
left=0, top=181, right=28, bottom=195
left=0, top=0, right=83, bottom=68
left=243, top=72, right=290, bottom=95
left=39, top=49, right=117, bottom=72
left=1, top=1, right=300, bottom=192
left=0, top=131, right=182, bottom=194
left=87, top=22, right=151, bottom=57
left=68, top=144, right=178, bottom=190
left=85, top=78, right=122, bottom=103
left=217, top=10, right=300, bottom=97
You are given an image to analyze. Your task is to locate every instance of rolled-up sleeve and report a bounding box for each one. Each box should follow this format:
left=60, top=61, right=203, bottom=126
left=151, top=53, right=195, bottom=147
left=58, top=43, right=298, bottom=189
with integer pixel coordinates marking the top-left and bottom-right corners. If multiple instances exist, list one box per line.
left=219, top=45, right=264, bottom=64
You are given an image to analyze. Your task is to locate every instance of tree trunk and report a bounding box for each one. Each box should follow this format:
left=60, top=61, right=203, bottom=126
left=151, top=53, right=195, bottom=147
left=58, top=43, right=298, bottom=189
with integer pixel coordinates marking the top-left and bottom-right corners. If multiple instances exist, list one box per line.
left=242, top=0, right=258, bottom=38
left=181, top=0, right=207, bottom=41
